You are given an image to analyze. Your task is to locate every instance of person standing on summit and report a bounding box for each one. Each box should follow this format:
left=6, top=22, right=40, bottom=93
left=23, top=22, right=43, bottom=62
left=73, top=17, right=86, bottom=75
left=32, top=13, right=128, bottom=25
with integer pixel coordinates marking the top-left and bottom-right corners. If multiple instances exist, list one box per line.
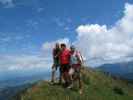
left=59, top=43, right=71, bottom=86
left=51, top=43, right=61, bottom=84
left=69, top=45, right=83, bottom=94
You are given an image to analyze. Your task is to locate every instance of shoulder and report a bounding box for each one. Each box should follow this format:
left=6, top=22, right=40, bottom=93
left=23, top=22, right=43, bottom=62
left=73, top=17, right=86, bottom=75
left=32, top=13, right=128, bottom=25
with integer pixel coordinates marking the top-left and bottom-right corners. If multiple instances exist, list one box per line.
left=65, top=49, right=71, bottom=55
left=65, top=48, right=70, bottom=52
left=75, top=51, right=81, bottom=56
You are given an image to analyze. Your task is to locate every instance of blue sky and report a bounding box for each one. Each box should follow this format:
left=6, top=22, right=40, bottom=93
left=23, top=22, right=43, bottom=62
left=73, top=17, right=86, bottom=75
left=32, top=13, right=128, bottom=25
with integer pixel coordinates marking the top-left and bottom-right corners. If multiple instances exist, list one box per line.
left=0, top=0, right=133, bottom=76
left=0, top=0, right=132, bottom=54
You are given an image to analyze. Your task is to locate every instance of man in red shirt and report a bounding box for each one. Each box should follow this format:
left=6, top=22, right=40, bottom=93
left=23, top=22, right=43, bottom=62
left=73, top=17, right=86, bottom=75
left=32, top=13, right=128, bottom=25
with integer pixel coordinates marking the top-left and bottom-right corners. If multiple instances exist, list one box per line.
left=59, top=43, right=71, bottom=86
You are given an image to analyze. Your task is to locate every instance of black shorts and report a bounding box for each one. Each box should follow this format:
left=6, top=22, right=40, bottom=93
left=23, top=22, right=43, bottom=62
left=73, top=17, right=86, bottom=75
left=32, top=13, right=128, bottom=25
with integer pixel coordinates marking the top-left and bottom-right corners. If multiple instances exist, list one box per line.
left=60, top=64, right=70, bottom=73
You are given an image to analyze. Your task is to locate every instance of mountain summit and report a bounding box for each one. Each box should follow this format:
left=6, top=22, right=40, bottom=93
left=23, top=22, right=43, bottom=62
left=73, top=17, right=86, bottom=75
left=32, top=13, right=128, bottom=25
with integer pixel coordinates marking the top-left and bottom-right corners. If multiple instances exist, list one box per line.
left=14, top=67, right=133, bottom=100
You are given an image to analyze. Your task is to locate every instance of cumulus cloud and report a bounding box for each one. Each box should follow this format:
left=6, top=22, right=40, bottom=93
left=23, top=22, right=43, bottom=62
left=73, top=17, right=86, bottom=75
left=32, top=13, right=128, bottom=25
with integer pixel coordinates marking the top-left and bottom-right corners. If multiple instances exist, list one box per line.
left=0, top=0, right=15, bottom=8
left=75, top=3, right=133, bottom=66
left=41, top=3, right=133, bottom=67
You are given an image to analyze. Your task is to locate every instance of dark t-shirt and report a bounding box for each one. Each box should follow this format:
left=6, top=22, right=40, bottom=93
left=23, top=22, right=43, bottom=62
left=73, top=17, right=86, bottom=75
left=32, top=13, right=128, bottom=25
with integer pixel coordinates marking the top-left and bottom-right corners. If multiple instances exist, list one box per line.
left=53, top=48, right=61, bottom=65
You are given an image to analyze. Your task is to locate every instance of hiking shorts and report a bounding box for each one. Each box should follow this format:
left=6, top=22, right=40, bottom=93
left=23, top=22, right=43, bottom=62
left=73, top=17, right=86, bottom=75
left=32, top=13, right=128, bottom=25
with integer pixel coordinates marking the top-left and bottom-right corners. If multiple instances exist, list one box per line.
left=71, top=64, right=81, bottom=78
left=60, top=64, right=70, bottom=74
left=54, top=58, right=60, bottom=66
left=52, top=58, right=60, bottom=72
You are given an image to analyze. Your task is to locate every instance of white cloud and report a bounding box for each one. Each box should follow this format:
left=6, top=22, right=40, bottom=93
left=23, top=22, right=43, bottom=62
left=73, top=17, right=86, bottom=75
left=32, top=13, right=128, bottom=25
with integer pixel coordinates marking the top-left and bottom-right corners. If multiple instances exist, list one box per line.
left=0, top=54, right=51, bottom=72
left=0, top=0, right=15, bottom=8
left=75, top=3, right=133, bottom=66
left=42, top=38, right=70, bottom=51
left=0, top=34, right=31, bottom=44
left=76, top=24, right=107, bottom=37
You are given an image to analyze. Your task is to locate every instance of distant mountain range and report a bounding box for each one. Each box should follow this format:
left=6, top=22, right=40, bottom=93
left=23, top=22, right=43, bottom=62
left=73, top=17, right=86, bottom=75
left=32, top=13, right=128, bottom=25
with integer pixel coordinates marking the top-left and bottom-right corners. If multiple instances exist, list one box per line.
left=0, top=71, right=50, bottom=89
left=0, top=83, right=31, bottom=100
left=0, top=71, right=50, bottom=100
left=97, top=61, right=133, bottom=80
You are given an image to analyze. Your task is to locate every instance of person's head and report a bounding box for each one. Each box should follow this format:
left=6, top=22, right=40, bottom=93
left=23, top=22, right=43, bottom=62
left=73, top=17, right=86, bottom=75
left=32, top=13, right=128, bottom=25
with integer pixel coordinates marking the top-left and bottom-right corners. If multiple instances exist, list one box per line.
left=55, top=43, right=60, bottom=49
left=70, top=45, right=76, bottom=52
left=60, top=43, right=66, bottom=50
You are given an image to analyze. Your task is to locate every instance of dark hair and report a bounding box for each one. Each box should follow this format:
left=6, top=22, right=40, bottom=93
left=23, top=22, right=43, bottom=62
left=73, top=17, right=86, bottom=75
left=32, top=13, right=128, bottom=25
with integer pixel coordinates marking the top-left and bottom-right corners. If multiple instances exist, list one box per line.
left=61, top=43, right=66, bottom=47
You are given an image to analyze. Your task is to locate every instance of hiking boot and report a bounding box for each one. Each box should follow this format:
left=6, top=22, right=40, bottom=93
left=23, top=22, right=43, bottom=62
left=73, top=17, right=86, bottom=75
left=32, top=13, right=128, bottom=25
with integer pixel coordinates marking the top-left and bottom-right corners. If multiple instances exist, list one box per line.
left=79, top=89, right=83, bottom=95
left=67, top=84, right=73, bottom=89
left=50, top=80, right=55, bottom=85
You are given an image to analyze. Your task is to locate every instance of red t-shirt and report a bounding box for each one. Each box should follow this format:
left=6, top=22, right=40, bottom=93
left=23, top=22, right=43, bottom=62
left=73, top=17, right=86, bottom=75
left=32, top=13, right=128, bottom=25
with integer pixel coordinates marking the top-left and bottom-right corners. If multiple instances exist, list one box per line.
left=60, top=48, right=70, bottom=65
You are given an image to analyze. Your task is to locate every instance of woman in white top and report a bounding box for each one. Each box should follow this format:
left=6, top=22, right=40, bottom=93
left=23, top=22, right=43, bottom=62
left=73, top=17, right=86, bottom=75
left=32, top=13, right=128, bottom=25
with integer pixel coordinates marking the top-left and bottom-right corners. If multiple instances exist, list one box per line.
left=68, top=45, right=83, bottom=94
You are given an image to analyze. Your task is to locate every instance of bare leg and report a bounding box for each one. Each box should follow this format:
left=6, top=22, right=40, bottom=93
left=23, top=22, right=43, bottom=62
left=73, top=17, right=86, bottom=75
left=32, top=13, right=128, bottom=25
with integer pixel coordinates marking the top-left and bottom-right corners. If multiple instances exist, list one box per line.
left=59, top=67, right=62, bottom=84
left=51, top=64, right=55, bottom=83
left=78, top=73, right=83, bottom=94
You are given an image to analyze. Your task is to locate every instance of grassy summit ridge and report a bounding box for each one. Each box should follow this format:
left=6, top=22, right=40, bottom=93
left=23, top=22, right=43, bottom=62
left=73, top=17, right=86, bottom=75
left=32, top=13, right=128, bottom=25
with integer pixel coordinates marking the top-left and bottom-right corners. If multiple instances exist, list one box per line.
left=19, top=67, right=133, bottom=100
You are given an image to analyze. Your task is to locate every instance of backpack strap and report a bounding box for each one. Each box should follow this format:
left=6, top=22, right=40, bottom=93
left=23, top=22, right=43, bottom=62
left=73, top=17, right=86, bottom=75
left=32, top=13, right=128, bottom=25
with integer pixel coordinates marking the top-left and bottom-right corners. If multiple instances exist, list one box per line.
left=75, top=51, right=83, bottom=64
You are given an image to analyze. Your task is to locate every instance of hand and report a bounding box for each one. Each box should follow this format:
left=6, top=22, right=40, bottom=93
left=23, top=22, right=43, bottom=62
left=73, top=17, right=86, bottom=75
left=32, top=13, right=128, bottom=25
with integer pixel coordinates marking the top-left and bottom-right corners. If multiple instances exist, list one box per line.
left=52, top=64, right=55, bottom=69
left=54, top=56, right=57, bottom=59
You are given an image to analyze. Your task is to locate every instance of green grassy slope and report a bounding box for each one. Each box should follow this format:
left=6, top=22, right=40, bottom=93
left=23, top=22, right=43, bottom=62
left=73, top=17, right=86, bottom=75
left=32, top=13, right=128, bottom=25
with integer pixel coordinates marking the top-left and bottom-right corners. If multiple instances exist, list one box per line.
left=20, top=67, right=133, bottom=100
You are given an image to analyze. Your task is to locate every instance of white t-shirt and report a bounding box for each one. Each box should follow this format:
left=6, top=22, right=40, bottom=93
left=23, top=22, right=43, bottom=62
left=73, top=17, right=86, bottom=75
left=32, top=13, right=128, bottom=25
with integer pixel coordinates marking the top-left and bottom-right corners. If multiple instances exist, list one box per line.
left=70, top=51, right=82, bottom=65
